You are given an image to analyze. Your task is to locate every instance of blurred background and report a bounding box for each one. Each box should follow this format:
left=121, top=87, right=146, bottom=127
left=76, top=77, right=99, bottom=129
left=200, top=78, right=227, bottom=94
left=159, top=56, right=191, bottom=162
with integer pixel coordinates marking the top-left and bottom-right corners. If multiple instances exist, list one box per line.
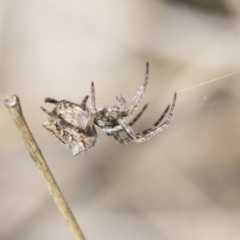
left=1, top=0, right=240, bottom=239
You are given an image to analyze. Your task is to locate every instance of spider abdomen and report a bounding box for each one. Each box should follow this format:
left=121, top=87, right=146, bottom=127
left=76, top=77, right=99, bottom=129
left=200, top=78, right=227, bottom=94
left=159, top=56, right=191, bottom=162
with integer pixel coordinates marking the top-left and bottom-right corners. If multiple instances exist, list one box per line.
left=43, top=100, right=98, bottom=155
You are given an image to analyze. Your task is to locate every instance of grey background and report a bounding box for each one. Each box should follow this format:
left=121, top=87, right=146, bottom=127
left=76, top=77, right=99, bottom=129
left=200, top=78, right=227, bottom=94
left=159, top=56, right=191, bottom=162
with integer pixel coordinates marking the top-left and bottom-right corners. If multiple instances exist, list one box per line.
left=1, top=0, right=240, bottom=239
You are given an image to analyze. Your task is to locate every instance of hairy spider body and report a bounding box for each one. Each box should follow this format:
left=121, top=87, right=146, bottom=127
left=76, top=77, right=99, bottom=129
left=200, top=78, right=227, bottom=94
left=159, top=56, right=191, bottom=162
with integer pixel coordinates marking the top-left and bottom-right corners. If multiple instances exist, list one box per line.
left=41, top=99, right=97, bottom=155
left=41, top=62, right=177, bottom=155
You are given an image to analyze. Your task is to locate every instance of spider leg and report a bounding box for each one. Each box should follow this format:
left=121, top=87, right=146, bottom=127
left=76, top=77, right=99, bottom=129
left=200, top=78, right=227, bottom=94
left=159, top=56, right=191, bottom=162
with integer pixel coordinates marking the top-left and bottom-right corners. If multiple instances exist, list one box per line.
left=115, top=94, right=128, bottom=110
left=40, top=106, right=59, bottom=120
left=80, top=95, right=89, bottom=107
left=103, top=103, right=148, bottom=136
left=116, top=92, right=177, bottom=143
left=117, top=118, right=136, bottom=139
left=126, top=62, right=149, bottom=115
left=128, top=103, right=148, bottom=126
left=112, top=132, right=132, bottom=144
left=41, top=106, right=78, bottom=128
left=134, top=92, right=177, bottom=142
left=44, top=98, right=59, bottom=104
left=162, top=92, right=177, bottom=126
left=108, top=101, right=165, bottom=138
left=91, top=82, right=97, bottom=113
left=131, top=104, right=170, bottom=138
left=149, top=104, right=170, bottom=128
left=114, top=103, right=148, bottom=135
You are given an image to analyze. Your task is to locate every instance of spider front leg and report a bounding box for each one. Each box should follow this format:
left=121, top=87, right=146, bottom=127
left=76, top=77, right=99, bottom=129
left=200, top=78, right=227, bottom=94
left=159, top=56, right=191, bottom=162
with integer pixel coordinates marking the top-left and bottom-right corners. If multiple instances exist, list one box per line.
left=80, top=95, right=89, bottom=107
left=133, top=92, right=177, bottom=143
left=116, top=103, right=148, bottom=137
left=41, top=106, right=59, bottom=120
left=91, top=82, right=97, bottom=114
left=45, top=96, right=89, bottom=107
left=44, top=97, right=59, bottom=104
left=101, top=103, right=148, bottom=138
left=114, top=92, right=177, bottom=144
left=40, top=106, right=73, bottom=128
left=108, top=62, right=149, bottom=139
left=113, top=132, right=132, bottom=144
left=117, top=118, right=136, bottom=139
left=125, top=62, right=149, bottom=115
left=127, top=103, right=148, bottom=127
left=115, top=94, right=128, bottom=111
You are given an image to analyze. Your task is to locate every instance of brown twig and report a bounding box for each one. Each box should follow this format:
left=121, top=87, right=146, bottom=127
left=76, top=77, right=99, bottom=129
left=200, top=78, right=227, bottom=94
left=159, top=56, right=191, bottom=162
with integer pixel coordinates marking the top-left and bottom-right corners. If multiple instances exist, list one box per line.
left=4, top=94, right=86, bottom=240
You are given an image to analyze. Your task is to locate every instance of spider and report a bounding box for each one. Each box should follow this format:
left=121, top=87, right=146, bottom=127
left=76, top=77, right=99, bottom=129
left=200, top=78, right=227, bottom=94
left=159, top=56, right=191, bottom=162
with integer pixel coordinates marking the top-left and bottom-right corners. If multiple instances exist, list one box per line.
left=41, top=62, right=177, bottom=155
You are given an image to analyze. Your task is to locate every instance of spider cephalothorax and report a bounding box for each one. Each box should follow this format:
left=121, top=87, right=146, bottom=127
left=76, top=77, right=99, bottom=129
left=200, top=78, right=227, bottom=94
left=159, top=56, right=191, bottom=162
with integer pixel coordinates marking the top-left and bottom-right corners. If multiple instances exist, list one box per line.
left=41, top=62, right=177, bottom=155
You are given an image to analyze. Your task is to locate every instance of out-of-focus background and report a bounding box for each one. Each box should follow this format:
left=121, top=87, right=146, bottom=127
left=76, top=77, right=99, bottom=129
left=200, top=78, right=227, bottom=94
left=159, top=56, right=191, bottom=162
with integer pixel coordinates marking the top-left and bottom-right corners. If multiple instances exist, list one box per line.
left=1, top=0, right=240, bottom=239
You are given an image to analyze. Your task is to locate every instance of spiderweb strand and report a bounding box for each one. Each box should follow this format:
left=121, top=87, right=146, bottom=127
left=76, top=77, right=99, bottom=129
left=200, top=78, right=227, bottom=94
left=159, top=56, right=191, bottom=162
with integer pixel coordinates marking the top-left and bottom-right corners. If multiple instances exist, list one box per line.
left=177, top=70, right=240, bottom=93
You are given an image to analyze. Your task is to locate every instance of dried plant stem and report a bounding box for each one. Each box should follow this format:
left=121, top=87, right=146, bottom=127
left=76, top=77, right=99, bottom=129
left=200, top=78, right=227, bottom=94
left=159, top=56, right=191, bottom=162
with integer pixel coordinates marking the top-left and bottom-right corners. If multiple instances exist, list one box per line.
left=4, top=94, right=86, bottom=240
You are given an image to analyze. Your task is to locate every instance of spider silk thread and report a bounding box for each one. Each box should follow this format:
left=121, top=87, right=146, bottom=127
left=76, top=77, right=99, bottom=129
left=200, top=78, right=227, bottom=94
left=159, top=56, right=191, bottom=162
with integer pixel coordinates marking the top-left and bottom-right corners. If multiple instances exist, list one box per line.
left=177, top=70, right=240, bottom=93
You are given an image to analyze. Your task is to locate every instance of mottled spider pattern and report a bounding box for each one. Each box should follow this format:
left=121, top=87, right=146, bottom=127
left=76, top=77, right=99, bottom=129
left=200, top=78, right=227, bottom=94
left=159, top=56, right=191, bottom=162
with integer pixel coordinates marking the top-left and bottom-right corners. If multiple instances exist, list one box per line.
left=41, top=62, right=177, bottom=155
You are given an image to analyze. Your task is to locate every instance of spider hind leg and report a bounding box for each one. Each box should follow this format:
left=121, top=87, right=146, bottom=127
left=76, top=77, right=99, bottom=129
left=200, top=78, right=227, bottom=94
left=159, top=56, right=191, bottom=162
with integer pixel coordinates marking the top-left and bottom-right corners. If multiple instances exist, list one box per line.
left=134, top=92, right=177, bottom=142
left=129, top=103, right=148, bottom=127
left=44, top=98, right=59, bottom=104
left=80, top=95, right=89, bottom=107
left=40, top=106, right=59, bottom=120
